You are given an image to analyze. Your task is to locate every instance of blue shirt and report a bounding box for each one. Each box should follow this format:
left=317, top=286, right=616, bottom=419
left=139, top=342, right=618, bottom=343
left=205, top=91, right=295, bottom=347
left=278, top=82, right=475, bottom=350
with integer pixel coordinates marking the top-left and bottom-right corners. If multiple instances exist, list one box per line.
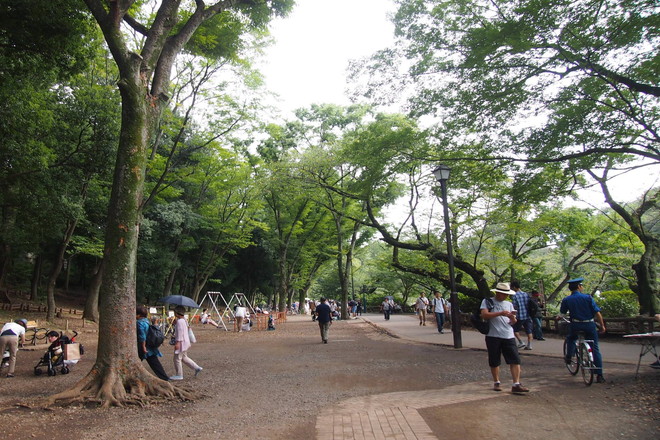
left=316, top=303, right=332, bottom=323
left=560, top=291, right=601, bottom=321
left=137, top=318, right=162, bottom=358
left=512, top=290, right=530, bottom=321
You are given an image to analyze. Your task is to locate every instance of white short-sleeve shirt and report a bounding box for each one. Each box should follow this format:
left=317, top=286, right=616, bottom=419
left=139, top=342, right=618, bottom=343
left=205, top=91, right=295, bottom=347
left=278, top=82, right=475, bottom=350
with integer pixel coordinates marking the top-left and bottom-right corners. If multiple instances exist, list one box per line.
left=481, top=298, right=515, bottom=339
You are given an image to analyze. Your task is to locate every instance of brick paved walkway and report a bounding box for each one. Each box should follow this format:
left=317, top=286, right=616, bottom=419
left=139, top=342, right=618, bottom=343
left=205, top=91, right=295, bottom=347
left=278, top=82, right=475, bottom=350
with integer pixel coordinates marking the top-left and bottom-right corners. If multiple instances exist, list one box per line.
left=315, top=378, right=550, bottom=439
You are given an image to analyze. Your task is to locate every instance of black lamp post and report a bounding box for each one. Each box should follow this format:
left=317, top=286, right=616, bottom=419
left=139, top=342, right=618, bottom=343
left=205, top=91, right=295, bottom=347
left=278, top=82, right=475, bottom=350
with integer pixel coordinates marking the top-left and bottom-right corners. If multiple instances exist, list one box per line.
left=432, top=164, right=462, bottom=349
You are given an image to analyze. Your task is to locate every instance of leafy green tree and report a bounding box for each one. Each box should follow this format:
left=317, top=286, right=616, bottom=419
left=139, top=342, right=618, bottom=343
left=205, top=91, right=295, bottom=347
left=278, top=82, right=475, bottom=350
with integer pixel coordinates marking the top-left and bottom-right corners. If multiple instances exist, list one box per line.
left=45, top=0, right=291, bottom=407
left=295, top=105, right=378, bottom=318
left=0, top=1, right=100, bottom=288
left=259, top=162, right=334, bottom=311
left=598, top=290, right=639, bottom=318
left=353, top=0, right=659, bottom=312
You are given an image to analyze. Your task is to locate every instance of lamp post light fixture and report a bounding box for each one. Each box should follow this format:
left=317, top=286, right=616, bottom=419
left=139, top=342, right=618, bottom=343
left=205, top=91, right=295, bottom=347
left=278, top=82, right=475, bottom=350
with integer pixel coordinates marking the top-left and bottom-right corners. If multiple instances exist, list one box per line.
left=432, top=164, right=462, bottom=349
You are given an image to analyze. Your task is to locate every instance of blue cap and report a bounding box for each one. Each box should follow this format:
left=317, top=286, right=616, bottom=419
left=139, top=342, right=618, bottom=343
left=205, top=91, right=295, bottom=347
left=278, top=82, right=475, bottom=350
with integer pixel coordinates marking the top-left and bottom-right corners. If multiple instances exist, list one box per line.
left=567, top=277, right=584, bottom=283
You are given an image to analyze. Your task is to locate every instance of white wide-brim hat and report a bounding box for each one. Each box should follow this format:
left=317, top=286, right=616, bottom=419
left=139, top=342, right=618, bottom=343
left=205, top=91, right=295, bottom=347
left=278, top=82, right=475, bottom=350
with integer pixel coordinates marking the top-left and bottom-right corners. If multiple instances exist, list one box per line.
left=491, top=282, right=515, bottom=295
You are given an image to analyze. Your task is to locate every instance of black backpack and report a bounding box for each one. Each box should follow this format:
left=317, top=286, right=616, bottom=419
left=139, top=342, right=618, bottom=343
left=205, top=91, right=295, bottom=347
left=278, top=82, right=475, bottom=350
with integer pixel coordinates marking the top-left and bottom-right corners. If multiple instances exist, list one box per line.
left=527, top=297, right=539, bottom=317
left=146, top=324, right=165, bottom=349
left=470, top=298, right=494, bottom=335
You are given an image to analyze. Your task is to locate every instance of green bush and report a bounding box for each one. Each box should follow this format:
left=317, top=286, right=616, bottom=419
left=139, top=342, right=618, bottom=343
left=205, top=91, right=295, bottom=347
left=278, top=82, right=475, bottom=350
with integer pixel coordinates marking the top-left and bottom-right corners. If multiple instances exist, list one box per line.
left=458, top=293, right=493, bottom=314
left=597, top=290, right=639, bottom=318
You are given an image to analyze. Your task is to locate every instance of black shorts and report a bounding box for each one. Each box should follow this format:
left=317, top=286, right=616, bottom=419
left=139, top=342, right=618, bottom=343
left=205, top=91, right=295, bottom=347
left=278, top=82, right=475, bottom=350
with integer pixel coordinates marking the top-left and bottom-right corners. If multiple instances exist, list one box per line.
left=513, top=318, right=533, bottom=334
left=485, top=336, right=521, bottom=367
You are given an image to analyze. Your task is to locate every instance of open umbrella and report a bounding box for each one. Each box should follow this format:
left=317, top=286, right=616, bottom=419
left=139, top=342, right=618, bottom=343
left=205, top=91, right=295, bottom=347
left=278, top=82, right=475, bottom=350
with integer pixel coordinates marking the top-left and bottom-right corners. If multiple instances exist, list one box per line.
left=157, top=295, right=200, bottom=308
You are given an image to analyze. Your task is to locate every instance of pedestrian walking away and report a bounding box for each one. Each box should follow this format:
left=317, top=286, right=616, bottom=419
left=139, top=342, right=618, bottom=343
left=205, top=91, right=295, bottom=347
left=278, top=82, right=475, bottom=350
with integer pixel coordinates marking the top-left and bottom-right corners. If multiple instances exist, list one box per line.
left=530, top=290, right=545, bottom=341
left=432, top=291, right=449, bottom=334
left=234, top=304, right=247, bottom=332
left=170, top=305, right=203, bottom=380
left=416, top=292, right=429, bottom=326
left=511, top=280, right=534, bottom=350
left=559, top=277, right=607, bottom=383
left=316, top=297, right=332, bottom=343
left=381, top=298, right=392, bottom=320
left=480, top=282, right=530, bottom=394
left=136, top=307, right=169, bottom=381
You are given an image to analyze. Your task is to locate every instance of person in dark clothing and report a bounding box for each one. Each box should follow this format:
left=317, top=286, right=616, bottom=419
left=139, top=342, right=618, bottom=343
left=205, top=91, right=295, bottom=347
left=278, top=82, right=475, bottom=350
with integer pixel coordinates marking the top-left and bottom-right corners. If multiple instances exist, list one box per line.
left=560, top=277, right=606, bottom=383
left=136, top=307, right=169, bottom=381
left=315, top=298, right=332, bottom=344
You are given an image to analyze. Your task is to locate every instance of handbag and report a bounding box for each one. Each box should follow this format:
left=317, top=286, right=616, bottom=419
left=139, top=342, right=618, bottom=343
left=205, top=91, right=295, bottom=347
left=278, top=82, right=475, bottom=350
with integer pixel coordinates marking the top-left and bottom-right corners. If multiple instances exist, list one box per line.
left=188, top=327, right=196, bottom=344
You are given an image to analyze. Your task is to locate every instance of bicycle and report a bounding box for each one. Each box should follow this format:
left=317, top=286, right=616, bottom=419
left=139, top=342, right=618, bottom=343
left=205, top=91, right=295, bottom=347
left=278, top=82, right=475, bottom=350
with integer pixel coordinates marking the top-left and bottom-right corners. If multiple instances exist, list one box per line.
left=560, top=317, right=595, bottom=386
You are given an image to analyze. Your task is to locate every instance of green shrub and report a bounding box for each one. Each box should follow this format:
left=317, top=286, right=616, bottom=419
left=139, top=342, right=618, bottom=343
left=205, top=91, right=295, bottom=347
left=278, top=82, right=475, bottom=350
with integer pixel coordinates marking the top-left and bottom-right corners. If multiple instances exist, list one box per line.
left=458, top=293, right=493, bottom=314
left=597, top=290, right=639, bottom=318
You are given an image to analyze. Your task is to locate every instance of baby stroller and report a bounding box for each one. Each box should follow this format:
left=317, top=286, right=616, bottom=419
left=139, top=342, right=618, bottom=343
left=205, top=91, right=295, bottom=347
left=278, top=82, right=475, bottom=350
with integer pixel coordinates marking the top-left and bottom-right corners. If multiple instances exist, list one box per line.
left=34, top=330, right=83, bottom=376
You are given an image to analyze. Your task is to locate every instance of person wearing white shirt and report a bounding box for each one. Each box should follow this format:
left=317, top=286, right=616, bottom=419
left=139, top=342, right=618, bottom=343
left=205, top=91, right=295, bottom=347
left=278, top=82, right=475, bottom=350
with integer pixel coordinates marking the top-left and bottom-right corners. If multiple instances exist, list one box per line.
left=415, top=292, right=430, bottom=326
left=234, top=305, right=247, bottom=332
left=0, top=319, right=27, bottom=378
left=432, top=291, right=448, bottom=334
left=480, top=282, right=529, bottom=394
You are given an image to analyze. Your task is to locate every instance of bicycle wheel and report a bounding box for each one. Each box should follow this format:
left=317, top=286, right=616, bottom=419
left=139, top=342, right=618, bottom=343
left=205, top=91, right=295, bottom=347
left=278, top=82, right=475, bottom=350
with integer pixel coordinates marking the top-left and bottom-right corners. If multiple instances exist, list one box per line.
left=580, top=342, right=594, bottom=386
left=563, top=339, right=579, bottom=375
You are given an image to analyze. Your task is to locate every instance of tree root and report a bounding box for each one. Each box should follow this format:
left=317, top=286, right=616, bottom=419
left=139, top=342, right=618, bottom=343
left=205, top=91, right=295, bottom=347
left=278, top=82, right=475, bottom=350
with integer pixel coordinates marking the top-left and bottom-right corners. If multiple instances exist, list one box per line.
left=41, top=363, right=197, bottom=408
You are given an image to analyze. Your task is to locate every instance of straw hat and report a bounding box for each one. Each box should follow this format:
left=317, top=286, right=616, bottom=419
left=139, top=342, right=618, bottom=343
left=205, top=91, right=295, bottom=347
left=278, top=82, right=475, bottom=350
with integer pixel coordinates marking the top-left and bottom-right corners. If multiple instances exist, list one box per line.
left=491, top=282, right=515, bottom=295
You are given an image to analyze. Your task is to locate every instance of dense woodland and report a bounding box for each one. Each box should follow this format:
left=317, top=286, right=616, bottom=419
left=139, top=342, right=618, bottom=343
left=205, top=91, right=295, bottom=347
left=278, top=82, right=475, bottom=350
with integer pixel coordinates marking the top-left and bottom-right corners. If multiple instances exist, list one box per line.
left=0, top=0, right=657, bottom=405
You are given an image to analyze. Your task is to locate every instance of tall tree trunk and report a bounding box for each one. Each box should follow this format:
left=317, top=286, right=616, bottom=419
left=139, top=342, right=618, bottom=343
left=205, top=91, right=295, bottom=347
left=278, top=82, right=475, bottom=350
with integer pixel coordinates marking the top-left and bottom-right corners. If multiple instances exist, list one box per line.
left=83, top=258, right=104, bottom=323
left=633, top=239, right=660, bottom=315
left=0, top=195, right=17, bottom=288
left=48, top=73, right=184, bottom=407
left=46, top=219, right=78, bottom=321
left=30, top=254, right=42, bottom=301
left=591, top=170, right=659, bottom=316
left=0, top=243, right=10, bottom=288
left=163, top=237, right=182, bottom=296
left=64, top=255, right=72, bottom=293
left=277, top=253, right=288, bottom=312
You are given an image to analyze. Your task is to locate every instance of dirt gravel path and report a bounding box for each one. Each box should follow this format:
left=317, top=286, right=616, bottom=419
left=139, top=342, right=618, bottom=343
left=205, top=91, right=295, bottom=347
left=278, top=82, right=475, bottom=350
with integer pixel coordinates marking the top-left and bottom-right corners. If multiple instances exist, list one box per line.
left=0, top=315, right=657, bottom=439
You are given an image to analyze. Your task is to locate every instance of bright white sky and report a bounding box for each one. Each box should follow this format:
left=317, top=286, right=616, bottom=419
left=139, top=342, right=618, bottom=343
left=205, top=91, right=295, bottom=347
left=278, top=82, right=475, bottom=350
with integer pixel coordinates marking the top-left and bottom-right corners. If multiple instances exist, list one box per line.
left=259, top=0, right=396, bottom=117
left=259, top=0, right=658, bottom=206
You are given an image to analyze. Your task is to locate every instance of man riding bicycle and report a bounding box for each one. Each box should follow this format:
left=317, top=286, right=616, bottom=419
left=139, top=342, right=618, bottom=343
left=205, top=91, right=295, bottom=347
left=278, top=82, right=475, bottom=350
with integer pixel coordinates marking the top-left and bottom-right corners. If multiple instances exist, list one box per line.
left=559, top=277, right=607, bottom=383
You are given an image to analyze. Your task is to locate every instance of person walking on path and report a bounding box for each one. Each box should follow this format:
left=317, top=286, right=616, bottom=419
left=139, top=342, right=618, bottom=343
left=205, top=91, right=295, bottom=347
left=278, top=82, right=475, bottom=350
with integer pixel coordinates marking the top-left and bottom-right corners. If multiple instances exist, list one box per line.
left=136, top=307, right=169, bottom=381
left=381, top=298, right=392, bottom=320
left=560, top=277, right=607, bottom=383
left=170, top=305, right=202, bottom=380
left=480, top=282, right=530, bottom=394
left=511, top=280, right=534, bottom=350
left=531, top=290, right=545, bottom=341
left=416, top=292, right=429, bottom=326
left=348, top=299, right=357, bottom=319
left=0, top=318, right=27, bottom=378
left=432, top=291, right=448, bottom=334
left=234, top=304, right=247, bottom=332
left=309, top=300, right=317, bottom=321
left=316, top=297, right=332, bottom=344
